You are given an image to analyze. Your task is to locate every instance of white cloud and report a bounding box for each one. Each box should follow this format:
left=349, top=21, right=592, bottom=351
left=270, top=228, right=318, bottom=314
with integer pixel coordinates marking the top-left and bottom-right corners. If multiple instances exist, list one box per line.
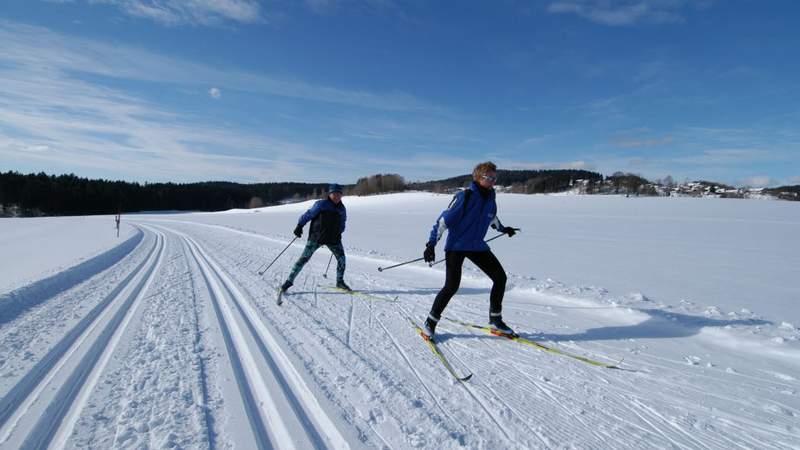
left=208, top=87, right=221, bottom=99
left=654, top=148, right=774, bottom=167
left=84, top=0, right=264, bottom=26
left=0, top=20, right=462, bottom=183
left=614, top=134, right=674, bottom=149
left=305, top=0, right=336, bottom=14
left=789, top=176, right=800, bottom=185
left=0, top=20, right=441, bottom=113
left=739, top=176, right=777, bottom=188
left=516, top=133, right=562, bottom=148
left=546, top=0, right=713, bottom=26
left=0, top=22, right=407, bottom=182
left=503, top=160, right=597, bottom=171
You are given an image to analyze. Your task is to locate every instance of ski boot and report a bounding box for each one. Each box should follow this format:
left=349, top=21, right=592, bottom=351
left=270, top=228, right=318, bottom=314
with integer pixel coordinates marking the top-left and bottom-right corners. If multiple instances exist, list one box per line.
left=336, top=280, right=352, bottom=291
left=489, top=315, right=517, bottom=337
left=276, top=280, right=293, bottom=306
left=421, top=316, right=438, bottom=341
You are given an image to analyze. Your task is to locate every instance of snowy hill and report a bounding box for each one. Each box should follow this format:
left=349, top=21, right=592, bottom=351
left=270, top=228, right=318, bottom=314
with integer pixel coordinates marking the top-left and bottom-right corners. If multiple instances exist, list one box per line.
left=0, top=193, right=798, bottom=448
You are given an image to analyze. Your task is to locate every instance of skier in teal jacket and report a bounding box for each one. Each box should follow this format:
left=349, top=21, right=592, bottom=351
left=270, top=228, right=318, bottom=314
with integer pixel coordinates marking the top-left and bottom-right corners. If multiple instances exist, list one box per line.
left=280, top=183, right=350, bottom=294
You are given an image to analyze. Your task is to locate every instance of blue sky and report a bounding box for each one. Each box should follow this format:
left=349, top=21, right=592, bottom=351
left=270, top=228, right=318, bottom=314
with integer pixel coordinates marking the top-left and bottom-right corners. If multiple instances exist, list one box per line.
left=1, top=1, right=798, bottom=186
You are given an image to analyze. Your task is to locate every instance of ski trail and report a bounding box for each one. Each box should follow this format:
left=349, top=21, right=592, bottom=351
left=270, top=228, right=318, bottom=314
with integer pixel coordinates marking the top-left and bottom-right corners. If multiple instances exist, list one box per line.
left=347, top=294, right=354, bottom=348
left=184, top=231, right=292, bottom=448
left=142, top=218, right=800, bottom=449
left=630, top=397, right=712, bottom=450
left=165, top=224, right=349, bottom=450
left=0, top=227, right=164, bottom=448
left=392, top=303, right=513, bottom=443
left=373, top=316, right=466, bottom=433
left=48, top=227, right=167, bottom=449
left=178, top=237, right=217, bottom=449
left=444, top=345, right=548, bottom=446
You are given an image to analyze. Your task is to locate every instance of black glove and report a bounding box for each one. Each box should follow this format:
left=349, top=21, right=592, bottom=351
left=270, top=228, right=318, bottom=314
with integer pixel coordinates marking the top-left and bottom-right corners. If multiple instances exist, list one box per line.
left=423, top=243, right=435, bottom=263
left=293, top=225, right=303, bottom=238
left=503, top=227, right=520, bottom=237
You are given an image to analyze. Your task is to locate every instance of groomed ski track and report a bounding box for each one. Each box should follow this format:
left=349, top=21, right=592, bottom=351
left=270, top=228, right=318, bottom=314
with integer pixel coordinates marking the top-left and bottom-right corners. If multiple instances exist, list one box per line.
left=0, top=217, right=797, bottom=449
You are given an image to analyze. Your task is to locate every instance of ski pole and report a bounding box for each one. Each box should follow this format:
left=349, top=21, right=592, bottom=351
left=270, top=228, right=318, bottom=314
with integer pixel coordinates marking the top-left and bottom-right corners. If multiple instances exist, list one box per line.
left=377, top=232, right=516, bottom=272
left=257, top=237, right=298, bottom=276
left=377, top=257, right=425, bottom=272
left=322, top=252, right=334, bottom=278
left=429, top=233, right=508, bottom=267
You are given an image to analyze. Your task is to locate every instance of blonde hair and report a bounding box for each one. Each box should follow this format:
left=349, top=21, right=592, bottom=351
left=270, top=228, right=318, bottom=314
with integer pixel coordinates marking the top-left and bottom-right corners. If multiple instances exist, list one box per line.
left=472, top=161, right=497, bottom=181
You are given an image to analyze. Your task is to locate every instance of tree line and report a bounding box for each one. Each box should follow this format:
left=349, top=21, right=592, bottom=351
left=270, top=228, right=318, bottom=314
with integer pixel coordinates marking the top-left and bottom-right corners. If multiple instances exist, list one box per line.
left=408, top=169, right=604, bottom=193
left=2, top=169, right=797, bottom=217
left=0, top=171, right=330, bottom=217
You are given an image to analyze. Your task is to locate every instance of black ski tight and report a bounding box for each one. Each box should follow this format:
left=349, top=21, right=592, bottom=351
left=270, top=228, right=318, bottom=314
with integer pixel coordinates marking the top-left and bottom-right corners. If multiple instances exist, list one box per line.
left=429, top=250, right=507, bottom=320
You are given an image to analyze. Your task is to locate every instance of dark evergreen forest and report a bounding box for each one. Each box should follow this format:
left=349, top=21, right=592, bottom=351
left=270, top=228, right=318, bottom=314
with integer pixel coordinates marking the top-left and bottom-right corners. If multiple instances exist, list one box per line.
left=2, top=169, right=796, bottom=217
left=0, top=171, right=329, bottom=216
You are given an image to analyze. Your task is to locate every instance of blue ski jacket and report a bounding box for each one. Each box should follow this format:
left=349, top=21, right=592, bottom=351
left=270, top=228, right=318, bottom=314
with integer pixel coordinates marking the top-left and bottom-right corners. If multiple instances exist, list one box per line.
left=427, top=181, right=507, bottom=252
left=298, top=198, right=346, bottom=244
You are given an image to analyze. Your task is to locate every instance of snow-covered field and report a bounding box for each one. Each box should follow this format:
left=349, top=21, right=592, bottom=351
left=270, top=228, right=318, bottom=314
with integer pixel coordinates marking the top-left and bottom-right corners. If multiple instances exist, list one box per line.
left=1, top=193, right=798, bottom=449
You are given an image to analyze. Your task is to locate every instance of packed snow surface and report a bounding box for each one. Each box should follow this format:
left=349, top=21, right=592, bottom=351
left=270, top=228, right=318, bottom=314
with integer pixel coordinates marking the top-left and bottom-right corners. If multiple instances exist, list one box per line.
left=0, top=193, right=798, bottom=449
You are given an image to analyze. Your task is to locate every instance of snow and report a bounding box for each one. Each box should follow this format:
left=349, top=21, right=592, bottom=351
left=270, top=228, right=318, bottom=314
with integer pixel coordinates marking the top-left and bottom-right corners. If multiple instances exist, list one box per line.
left=0, top=216, right=136, bottom=294
left=0, top=193, right=798, bottom=449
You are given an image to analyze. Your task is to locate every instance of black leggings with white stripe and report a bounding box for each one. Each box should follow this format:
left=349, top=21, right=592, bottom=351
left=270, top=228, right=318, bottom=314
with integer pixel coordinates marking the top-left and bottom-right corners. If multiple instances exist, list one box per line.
left=429, top=250, right=507, bottom=321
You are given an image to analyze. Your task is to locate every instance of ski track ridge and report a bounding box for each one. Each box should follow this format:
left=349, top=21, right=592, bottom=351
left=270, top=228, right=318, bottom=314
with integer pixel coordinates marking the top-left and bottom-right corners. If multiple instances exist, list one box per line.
left=158, top=223, right=349, bottom=450
left=0, top=226, right=165, bottom=449
left=0, top=227, right=162, bottom=448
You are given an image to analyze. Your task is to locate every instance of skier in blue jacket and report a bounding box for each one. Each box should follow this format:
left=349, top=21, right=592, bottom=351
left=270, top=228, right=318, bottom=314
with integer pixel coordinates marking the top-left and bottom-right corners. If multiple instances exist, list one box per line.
left=422, top=162, right=519, bottom=339
left=280, top=183, right=350, bottom=293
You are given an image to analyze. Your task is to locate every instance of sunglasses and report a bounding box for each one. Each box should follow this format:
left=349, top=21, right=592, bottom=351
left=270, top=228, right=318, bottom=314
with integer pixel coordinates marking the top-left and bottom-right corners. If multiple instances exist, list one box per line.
left=481, top=175, right=498, bottom=182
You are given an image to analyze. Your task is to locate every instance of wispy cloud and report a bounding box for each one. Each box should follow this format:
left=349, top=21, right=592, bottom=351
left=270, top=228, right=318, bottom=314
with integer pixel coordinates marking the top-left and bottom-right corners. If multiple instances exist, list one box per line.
left=790, top=176, right=800, bottom=185
left=0, top=20, right=443, bottom=113
left=613, top=134, right=674, bottom=149
left=516, top=133, right=563, bottom=148
left=582, top=95, right=628, bottom=119
left=302, top=0, right=403, bottom=17
left=208, top=87, right=221, bottom=99
left=648, top=148, right=775, bottom=167
left=502, top=160, right=597, bottom=171
left=60, top=0, right=265, bottom=26
left=738, top=176, right=778, bottom=188
left=547, top=0, right=715, bottom=27
left=0, top=20, right=454, bottom=182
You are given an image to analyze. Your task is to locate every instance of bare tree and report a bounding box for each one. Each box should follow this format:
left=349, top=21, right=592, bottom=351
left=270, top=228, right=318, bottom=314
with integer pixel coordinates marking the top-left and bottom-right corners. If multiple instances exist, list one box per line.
left=248, top=196, right=264, bottom=209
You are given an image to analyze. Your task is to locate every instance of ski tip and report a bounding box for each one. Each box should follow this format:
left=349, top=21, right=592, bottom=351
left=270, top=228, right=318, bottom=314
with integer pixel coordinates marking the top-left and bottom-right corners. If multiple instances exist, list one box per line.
left=607, top=357, right=626, bottom=370
left=459, top=373, right=473, bottom=382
